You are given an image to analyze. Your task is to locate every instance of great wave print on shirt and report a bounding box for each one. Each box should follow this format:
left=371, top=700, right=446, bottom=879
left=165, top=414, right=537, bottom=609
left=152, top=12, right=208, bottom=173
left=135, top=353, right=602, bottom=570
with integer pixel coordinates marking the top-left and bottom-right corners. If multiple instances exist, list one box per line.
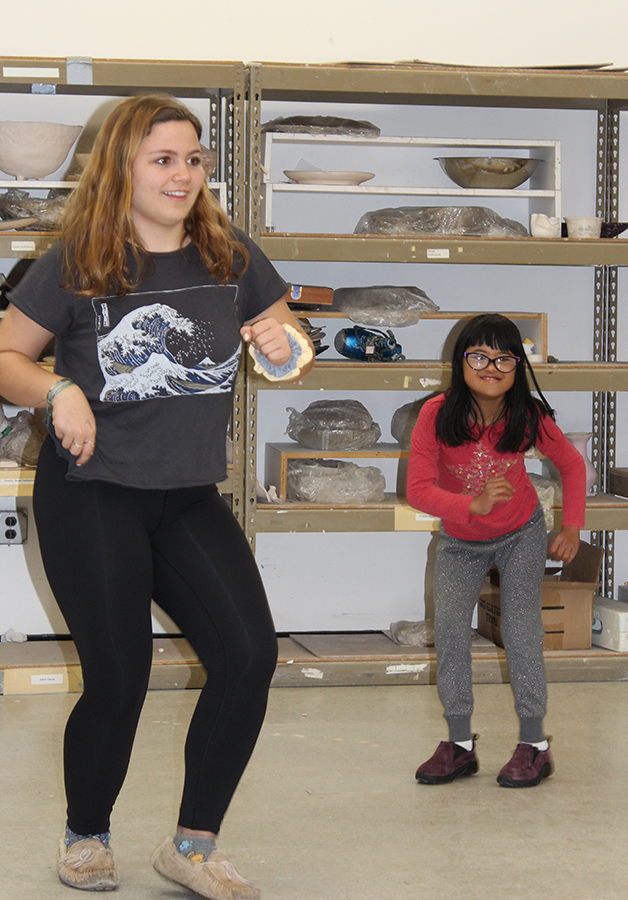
left=92, top=285, right=242, bottom=403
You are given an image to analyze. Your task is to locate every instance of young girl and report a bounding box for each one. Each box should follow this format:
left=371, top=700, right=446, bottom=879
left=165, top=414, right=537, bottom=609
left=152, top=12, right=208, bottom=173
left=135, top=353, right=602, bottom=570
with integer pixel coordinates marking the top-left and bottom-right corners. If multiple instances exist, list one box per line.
left=405, top=314, right=586, bottom=788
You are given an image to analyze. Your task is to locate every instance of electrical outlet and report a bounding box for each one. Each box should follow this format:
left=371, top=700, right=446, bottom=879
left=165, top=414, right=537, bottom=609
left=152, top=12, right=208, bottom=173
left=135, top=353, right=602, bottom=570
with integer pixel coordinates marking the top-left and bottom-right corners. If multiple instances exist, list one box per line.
left=0, top=511, right=27, bottom=544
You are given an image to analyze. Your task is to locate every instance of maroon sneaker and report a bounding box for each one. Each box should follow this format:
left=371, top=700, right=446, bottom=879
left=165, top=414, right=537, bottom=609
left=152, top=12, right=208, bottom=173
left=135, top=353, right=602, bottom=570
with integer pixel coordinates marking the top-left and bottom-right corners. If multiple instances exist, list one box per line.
left=415, top=736, right=479, bottom=784
left=497, top=742, right=554, bottom=788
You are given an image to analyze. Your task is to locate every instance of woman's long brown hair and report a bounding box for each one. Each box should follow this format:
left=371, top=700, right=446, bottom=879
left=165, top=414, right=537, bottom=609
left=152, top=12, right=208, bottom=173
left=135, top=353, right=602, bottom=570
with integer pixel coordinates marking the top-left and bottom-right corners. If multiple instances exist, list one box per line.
left=60, top=93, right=248, bottom=297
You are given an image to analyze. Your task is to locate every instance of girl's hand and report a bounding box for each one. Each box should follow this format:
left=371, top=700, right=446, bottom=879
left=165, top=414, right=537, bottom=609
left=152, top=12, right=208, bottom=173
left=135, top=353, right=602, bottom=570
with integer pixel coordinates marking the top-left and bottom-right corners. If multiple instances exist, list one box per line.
left=51, top=384, right=96, bottom=467
left=469, top=476, right=515, bottom=516
left=548, top=527, right=580, bottom=564
left=240, top=318, right=291, bottom=366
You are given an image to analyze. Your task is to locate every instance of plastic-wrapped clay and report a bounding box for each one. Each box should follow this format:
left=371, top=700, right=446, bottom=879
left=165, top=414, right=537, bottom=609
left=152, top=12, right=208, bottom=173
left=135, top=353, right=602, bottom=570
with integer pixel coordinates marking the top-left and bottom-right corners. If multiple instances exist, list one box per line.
left=261, top=115, right=380, bottom=137
left=286, top=459, right=386, bottom=504
left=1, top=627, right=27, bottom=643
left=389, top=619, right=478, bottom=647
left=389, top=619, right=435, bottom=646
left=390, top=400, right=425, bottom=448
left=528, top=472, right=562, bottom=529
left=354, top=205, right=528, bottom=238
left=0, top=407, right=47, bottom=466
left=286, top=399, right=381, bottom=450
left=332, top=285, right=440, bottom=327
left=0, top=188, right=70, bottom=230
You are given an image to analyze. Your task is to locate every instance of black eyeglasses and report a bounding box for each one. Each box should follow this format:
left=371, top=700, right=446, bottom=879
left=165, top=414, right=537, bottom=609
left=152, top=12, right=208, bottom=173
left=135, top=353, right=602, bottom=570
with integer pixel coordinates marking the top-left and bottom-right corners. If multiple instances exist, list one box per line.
left=463, top=351, right=520, bottom=374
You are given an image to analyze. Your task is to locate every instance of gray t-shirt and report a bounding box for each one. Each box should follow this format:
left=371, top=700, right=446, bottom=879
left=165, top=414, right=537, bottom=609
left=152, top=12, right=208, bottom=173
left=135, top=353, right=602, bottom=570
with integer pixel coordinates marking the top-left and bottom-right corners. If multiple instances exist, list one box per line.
left=9, top=232, right=288, bottom=489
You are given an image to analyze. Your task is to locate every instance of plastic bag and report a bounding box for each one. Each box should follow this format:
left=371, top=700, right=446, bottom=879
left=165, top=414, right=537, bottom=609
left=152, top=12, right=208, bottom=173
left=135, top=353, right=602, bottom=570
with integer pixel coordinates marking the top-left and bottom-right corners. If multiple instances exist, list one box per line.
left=261, top=115, right=380, bottom=137
left=0, top=188, right=70, bottom=230
left=354, top=205, right=528, bottom=238
left=389, top=619, right=478, bottom=647
left=286, top=459, right=386, bottom=504
left=528, top=472, right=561, bottom=529
left=389, top=619, right=435, bottom=647
left=332, top=285, right=440, bottom=327
left=0, top=407, right=47, bottom=467
left=286, top=399, right=381, bottom=449
left=390, top=400, right=424, bottom=448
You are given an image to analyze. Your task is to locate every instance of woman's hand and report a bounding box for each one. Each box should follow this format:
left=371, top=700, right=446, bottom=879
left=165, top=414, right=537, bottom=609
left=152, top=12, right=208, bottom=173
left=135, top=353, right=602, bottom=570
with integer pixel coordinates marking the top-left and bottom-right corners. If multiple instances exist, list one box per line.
left=240, top=317, right=291, bottom=366
left=51, top=384, right=96, bottom=467
left=548, top=527, right=580, bottom=564
left=469, top=476, right=515, bottom=516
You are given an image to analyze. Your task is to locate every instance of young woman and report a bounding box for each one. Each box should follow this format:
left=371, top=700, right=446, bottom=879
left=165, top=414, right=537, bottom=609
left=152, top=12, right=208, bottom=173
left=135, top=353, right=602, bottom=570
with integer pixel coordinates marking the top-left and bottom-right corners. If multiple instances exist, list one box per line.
left=406, top=314, right=585, bottom=788
left=0, top=94, right=313, bottom=897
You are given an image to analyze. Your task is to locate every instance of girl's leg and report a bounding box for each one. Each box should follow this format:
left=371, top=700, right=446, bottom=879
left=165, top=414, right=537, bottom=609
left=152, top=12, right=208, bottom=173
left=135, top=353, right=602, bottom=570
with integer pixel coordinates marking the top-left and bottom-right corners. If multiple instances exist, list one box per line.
left=150, top=486, right=278, bottom=835
left=433, top=532, right=493, bottom=741
left=494, top=506, right=548, bottom=743
left=33, top=440, right=157, bottom=835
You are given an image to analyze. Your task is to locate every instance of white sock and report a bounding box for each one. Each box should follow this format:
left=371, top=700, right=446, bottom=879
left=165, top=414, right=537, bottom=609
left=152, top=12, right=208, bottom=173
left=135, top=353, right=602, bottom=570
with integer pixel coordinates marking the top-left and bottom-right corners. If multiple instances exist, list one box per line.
left=525, top=739, right=549, bottom=751
left=454, top=739, right=474, bottom=751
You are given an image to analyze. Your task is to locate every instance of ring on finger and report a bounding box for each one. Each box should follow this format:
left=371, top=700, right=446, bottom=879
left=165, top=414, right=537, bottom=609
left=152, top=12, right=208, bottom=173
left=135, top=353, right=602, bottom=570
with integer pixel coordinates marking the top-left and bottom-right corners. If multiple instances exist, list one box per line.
left=72, top=441, right=83, bottom=447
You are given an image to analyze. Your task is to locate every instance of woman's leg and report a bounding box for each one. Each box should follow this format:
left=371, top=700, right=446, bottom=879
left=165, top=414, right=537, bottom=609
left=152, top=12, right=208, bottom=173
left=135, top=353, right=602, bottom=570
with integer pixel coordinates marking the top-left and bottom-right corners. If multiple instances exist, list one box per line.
left=433, top=532, right=494, bottom=742
left=494, top=506, right=548, bottom=743
left=33, top=440, right=157, bottom=835
left=150, top=486, right=278, bottom=835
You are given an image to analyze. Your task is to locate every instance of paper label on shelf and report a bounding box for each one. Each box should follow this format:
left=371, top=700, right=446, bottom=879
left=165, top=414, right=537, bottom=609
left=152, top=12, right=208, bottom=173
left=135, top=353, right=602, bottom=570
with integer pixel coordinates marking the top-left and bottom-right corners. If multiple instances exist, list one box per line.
left=426, top=249, right=450, bottom=259
left=11, top=242, right=36, bottom=253
left=3, top=67, right=60, bottom=79
left=31, top=673, right=64, bottom=686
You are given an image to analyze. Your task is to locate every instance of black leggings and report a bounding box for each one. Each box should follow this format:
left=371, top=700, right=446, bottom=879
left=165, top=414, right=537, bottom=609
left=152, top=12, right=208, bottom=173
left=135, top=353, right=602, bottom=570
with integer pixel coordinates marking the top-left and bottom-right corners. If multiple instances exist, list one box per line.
left=33, top=438, right=278, bottom=836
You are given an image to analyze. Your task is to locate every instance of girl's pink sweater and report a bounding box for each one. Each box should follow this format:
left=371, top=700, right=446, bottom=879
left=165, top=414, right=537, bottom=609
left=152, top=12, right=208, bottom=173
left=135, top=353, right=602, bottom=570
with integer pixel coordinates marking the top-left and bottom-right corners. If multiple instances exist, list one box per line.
left=406, top=394, right=586, bottom=540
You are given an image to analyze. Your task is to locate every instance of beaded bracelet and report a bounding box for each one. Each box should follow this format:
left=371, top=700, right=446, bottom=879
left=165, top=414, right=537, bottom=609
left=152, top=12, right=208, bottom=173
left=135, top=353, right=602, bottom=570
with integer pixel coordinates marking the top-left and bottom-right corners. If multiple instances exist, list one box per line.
left=248, top=324, right=313, bottom=382
left=46, top=378, right=76, bottom=426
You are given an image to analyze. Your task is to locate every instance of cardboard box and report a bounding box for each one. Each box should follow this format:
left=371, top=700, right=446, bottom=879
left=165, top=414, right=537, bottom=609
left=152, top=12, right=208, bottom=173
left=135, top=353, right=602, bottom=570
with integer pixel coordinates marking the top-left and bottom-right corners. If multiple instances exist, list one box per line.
left=478, top=540, right=604, bottom=651
left=592, top=596, right=628, bottom=652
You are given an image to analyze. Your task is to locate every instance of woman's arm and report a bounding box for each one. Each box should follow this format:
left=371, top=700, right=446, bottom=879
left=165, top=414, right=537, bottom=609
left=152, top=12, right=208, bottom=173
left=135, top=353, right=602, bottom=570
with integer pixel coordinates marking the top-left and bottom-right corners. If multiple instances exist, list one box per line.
left=0, top=305, right=96, bottom=466
left=240, top=294, right=315, bottom=382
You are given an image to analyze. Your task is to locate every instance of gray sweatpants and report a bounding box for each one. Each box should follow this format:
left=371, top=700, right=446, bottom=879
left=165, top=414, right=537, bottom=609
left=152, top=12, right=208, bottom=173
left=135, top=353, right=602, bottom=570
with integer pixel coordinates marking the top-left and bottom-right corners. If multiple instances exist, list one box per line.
left=433, top=504, right=547, bottom=744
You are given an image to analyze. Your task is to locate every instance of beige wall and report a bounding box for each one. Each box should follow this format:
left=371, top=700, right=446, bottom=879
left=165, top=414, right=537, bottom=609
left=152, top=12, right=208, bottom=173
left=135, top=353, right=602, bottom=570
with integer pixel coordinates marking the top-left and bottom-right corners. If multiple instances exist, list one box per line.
left=1, top=0, right=628, bottom=68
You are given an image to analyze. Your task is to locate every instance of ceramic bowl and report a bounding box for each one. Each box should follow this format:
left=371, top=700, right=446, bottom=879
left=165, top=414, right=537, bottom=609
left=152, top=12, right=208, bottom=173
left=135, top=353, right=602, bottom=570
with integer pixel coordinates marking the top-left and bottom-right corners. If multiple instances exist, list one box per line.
left=565, top=216, right=603, bottom=239
left=0, top=121, right=82, bottom=180
left=437, top=156, right=540, bottom=189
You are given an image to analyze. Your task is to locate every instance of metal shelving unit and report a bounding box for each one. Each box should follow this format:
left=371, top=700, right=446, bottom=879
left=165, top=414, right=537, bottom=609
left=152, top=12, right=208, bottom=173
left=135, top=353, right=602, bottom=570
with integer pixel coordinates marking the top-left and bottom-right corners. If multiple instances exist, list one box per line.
left=245, top=62, right=628, bottom=597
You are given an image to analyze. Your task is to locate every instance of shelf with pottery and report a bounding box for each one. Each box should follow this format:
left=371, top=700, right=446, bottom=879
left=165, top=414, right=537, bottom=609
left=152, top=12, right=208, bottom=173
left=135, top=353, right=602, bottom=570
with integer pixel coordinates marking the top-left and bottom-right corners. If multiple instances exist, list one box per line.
left=292, top=309, right=547, bottom=360
left=257, top=233, right=628, bottom=267
left=256, top=494, right=628, bottom=534
left=253, top=360, right=628, bottom=394
left=261, top=133, right=560, bottom=232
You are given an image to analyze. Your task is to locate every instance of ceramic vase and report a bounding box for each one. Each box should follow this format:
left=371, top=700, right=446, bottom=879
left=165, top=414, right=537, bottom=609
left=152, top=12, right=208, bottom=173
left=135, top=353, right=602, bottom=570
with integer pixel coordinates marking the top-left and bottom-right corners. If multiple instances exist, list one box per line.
left=565, top=432, right=598, bottom=496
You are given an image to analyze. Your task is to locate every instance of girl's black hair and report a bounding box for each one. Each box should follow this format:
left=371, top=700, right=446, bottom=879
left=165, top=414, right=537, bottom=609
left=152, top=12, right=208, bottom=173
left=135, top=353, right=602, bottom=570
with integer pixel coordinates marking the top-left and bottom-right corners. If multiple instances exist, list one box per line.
left=435, top=313, right=555, bottom=453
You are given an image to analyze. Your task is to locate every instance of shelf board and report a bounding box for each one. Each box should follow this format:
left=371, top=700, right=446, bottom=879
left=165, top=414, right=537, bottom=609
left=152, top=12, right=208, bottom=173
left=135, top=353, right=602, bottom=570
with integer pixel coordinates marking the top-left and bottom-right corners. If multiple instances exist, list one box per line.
left=270, top=183, right=556, bottom=199
left=256, top=493, right=628, bottom=533
left=257, top=233, right=628, bottom=266
left=255, top=360, right=628, bottom=393
left=0, top=231, right=59, bottom=258
left=0, top=466, right=36, bottom=496
left=0, top=58, right=243, bottom=92
left=253, top=62, right=628, bottom=109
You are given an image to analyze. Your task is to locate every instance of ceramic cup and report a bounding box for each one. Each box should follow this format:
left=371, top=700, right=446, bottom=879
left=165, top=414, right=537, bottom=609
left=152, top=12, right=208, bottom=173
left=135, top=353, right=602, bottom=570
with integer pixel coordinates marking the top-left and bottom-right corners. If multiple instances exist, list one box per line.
left=565, top=216, right=603, bottom=239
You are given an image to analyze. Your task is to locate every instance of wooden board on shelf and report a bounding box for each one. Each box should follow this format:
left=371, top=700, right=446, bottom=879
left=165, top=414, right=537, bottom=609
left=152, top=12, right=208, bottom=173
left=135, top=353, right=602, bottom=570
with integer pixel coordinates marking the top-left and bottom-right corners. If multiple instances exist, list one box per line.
left=0, top=466, right=36, bottom=497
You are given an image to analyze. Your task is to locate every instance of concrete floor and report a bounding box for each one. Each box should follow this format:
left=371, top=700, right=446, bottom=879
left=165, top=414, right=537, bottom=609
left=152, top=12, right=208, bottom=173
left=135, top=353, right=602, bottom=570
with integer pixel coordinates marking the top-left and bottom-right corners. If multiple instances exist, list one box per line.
left=2, top=681, right=628, bottom=900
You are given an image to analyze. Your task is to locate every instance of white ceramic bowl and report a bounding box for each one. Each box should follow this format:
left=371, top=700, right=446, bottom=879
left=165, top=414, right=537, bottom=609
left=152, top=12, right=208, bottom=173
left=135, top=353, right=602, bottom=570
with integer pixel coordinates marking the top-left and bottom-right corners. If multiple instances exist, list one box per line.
left=0, top=121, right=82, bottom=180
left=565, top=216, right=603, bottom=239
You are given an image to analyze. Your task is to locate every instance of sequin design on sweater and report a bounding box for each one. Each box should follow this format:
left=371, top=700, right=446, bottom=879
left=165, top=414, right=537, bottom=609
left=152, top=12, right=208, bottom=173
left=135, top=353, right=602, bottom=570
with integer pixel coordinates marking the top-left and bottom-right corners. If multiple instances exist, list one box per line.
left=446, top=440, right=513, bottom=495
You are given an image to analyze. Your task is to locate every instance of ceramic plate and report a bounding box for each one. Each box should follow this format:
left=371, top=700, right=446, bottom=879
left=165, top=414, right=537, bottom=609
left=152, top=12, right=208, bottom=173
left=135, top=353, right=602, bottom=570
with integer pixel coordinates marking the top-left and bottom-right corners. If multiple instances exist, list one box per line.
left=283, top=170, right=375, bottom=186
